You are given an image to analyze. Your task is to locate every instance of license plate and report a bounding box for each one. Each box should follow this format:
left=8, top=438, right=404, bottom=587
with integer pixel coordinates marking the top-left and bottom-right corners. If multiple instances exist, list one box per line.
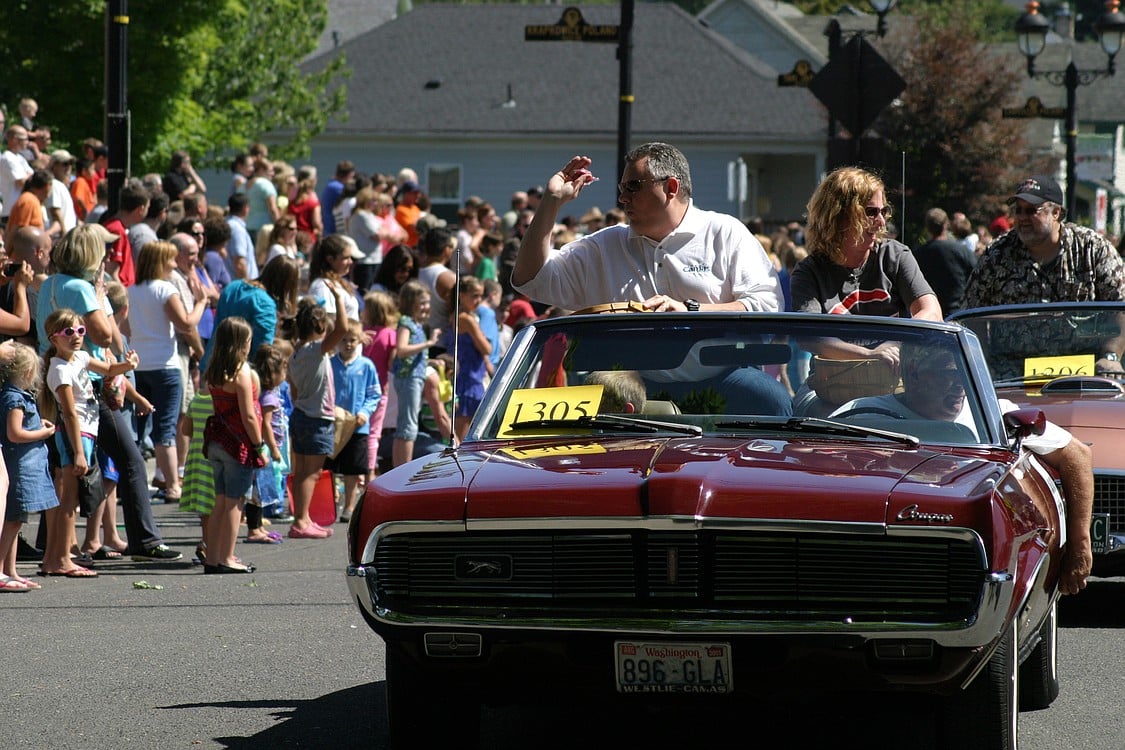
left=1091, top=512, right=1110, bottom=555
left=614, top=641, right=733, bottom=694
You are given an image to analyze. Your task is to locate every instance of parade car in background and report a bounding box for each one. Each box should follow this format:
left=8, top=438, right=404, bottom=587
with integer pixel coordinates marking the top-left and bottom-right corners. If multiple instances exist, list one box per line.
left=952, top=301, right=1125, bottom=573
left=346, top=311, right=1067, bottom=750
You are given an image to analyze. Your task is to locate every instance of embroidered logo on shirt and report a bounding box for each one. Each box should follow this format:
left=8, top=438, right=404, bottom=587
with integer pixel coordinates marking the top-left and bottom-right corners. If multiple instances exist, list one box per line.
left=682, top=263, right=710, bottom=273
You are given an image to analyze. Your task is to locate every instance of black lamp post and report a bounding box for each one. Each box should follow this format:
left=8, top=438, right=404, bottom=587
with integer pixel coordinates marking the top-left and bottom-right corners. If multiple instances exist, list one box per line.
left=867, top=0, right=898, bottom=38
left=1015, top=0, right=1125, bottom=218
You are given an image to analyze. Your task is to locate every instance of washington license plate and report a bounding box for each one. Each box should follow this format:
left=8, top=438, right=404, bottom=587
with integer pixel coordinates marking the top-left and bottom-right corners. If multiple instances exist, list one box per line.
left=614, top=641, right=733, bottom=694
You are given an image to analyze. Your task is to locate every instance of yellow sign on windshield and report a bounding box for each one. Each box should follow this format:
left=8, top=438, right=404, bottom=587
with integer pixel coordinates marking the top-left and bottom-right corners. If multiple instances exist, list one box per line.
left=498, top=385, right=604, bottom=437
left=1023, top=354, right=1095, bottom=380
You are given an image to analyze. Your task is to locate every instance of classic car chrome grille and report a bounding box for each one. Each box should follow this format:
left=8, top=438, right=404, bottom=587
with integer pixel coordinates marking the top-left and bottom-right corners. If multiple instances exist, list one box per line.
left=1093, top=474, right=1125, bottom=530
left=371, top=531, right=985, bottom=622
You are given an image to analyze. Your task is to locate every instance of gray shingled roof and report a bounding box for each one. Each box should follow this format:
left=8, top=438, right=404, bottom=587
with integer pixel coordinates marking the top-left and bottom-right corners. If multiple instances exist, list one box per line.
left=311, top=0, right=398, bottom=59
left=305, top=2, right=826, bottom=141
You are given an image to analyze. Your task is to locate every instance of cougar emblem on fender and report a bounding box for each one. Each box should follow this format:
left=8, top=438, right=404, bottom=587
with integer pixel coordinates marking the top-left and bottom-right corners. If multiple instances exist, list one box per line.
left=897, top=504, right=954, bottom=524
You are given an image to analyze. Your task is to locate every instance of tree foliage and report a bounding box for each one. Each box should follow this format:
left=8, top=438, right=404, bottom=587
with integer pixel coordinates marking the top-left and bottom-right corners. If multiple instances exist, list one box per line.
left=792, top=0, right=1019, bottom=41
left=0, top=0, right=347, bottom=173
left=874, top=2, right=1047, bottom=241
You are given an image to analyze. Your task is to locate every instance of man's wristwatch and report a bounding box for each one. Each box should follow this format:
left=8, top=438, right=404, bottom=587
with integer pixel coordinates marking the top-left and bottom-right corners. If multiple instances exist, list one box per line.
left=684, top=299, right=700, bottom=312
left=1104, top=352, right=1119, bottom=362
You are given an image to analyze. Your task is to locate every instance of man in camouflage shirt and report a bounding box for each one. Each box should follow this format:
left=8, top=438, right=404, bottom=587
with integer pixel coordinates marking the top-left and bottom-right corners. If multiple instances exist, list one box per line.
left=962, top=173, right=1125, bottom=376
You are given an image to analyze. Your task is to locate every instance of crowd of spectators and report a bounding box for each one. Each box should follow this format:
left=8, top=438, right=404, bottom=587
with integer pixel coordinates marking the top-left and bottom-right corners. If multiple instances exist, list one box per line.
left=0, top=96, right=1117, bottom=589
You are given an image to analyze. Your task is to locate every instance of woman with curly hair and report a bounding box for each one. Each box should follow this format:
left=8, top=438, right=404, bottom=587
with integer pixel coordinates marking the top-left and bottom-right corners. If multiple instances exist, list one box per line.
left=791, top=167, right=940, bottom=363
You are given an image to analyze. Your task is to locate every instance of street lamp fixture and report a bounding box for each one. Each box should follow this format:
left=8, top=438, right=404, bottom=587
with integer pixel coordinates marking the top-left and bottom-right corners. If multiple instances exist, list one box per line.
left=867, top=0, right=898, bottom=38
left=1014, top=0, right=1125, bottom=217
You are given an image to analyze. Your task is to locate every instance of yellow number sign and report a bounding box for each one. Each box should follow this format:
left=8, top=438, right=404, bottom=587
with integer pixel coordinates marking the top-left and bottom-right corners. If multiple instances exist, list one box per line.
left=1023, top=354, right=1095, bottom=381
left=500, top=443, right=607, bottom=460
left=497, top=385, right=604, bottom=437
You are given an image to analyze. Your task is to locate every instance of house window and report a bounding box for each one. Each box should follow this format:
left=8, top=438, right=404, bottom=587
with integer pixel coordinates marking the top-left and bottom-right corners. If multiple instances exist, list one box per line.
left=427, top=164, right=461, bottom=205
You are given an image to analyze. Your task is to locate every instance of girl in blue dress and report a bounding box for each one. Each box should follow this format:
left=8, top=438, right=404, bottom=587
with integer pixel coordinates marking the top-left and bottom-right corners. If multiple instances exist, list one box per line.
left=451, top=276, right=492, bottom=443
left=0, top=343, right=58, bottom=590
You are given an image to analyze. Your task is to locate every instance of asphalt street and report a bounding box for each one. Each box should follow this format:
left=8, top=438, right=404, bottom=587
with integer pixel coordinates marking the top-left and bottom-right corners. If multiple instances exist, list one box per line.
left=3, top=497, right=384, bottom=749
left=3, top=490, right=1124, bottom=749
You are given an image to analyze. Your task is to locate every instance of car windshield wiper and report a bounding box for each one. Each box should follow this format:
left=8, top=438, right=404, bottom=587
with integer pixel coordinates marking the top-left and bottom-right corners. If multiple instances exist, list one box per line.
left=508, top=414, right=703, bottom=436
left=714, top=416, right=920, bottom=448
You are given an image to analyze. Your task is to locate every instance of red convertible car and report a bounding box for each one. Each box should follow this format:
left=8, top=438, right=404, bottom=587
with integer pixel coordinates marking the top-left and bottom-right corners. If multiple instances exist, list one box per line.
left=346, top=311, right=1068, bottom=749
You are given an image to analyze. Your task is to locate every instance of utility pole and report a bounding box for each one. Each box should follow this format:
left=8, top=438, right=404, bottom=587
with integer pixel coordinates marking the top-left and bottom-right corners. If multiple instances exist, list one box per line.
left=105, top=0, right=129, bottom=216
left=616, top=0, right=634, bottom=191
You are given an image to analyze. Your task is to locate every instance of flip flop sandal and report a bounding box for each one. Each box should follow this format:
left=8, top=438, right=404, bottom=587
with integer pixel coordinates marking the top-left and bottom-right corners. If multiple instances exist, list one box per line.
left=39, top=567, right=98, bottom=578
left=92, top=547, right=123, bottom=560
left=0, top=577, right=31, bottom=592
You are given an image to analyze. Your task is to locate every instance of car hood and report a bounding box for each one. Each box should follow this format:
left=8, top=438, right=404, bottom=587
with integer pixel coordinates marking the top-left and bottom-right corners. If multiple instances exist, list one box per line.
left=374, top=436, right=1004, bottom=528
left=997, top=386, right=1125, bottom=469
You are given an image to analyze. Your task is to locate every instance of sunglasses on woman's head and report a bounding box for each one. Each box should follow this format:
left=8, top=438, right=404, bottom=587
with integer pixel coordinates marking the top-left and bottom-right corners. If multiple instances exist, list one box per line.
left=52, top=326, right=86, bottom=338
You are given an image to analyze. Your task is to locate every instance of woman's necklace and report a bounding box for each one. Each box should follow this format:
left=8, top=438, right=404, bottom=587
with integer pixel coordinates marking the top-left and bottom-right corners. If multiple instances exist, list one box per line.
left=847, top=251, right=869, bottom=281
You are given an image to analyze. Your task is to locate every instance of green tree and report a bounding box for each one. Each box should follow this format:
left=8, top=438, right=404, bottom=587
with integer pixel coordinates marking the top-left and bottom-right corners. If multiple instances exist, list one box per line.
left=791, top=0, right=1018, bottom=40
left=874, top=1, right=1045, bottom=241
left=0, top=0, right=347, bottom=173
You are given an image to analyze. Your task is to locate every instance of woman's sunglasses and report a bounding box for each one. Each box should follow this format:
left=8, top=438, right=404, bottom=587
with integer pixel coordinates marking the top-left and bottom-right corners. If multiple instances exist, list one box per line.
left=51, top=325, right=86, bottom=338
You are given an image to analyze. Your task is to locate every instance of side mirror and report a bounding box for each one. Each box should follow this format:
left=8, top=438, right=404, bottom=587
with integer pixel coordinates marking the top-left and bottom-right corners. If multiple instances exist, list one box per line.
left=1004, top=408, right=1047, bottom=442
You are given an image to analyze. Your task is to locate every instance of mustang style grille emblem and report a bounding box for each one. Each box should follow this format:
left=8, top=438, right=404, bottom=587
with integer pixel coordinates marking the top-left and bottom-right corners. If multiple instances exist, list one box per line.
left=455, top=555, right=513, bottom=580
left=896, top=504, right=954, bottom=524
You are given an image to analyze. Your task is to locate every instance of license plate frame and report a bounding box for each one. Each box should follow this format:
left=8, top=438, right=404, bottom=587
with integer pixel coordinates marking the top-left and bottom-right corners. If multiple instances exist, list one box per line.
left=614, top=641, right=733, bottom=694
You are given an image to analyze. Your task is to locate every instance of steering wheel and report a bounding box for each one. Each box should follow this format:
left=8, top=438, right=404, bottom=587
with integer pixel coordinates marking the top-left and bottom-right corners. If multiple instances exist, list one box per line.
left=832, top=406, right=906, bottom=420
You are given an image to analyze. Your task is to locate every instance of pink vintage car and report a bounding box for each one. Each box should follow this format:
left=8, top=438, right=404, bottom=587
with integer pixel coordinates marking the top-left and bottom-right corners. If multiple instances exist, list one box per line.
left=952, top=301, right=1125, bottom=572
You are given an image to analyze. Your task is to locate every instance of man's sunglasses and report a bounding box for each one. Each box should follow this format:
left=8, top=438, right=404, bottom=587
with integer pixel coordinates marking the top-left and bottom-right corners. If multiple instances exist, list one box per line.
left=51, top=325, right=87, bottom=338
left=864, top=206, right=892, bottom=220
left=617, top=176, right=670, bottom=194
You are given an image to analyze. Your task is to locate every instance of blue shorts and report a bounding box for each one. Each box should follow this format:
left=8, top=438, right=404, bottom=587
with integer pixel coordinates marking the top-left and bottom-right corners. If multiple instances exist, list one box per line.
left=96, top=448, right=120, bottom=483
left=290, top=409, right=334, bottom=456
left=206, top=443, right=255, bottom=499
left=393, top=375, right=424, bottom=441
left=55, top=430, right=96, bottom=468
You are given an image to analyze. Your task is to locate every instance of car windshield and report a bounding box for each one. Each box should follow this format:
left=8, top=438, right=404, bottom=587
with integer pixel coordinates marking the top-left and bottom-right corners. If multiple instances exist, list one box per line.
left=951, top=303, right=1125, bottom=384
left=470, top=314, right=990, bottom=447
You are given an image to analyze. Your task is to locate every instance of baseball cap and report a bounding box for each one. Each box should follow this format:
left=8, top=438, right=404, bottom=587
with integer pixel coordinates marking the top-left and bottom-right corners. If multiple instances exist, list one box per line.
left=84, top=223, right=120, bottom=244
left=1010, top=174, right=1064, bottom=206
left=339, top=235, right=366, bottom=259
left=399, top=180, right=421, bottom=193
left=50, top=149, right=76, bottom=164
left=416, top=213, right=447, bottom=233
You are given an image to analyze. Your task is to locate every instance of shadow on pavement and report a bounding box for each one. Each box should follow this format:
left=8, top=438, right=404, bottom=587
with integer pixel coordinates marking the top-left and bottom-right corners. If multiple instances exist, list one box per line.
left=165, top=679, right=936, bottom=749
left=1060, top=577, right=1125, bottom=627
left=167, top=682, right=387, bottom=749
